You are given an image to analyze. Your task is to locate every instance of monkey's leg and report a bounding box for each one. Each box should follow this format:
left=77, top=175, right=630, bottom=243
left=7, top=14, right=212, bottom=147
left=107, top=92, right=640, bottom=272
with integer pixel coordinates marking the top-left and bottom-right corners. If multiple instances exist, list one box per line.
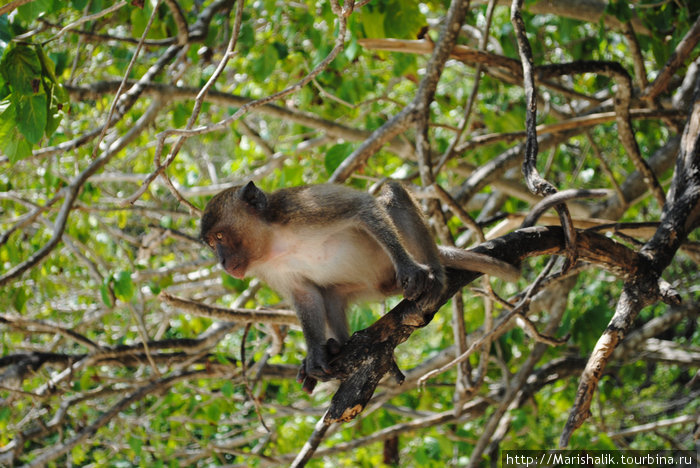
left=322, top=287, right=350, bottom=346
left=292, top=285, right=336, bottom=388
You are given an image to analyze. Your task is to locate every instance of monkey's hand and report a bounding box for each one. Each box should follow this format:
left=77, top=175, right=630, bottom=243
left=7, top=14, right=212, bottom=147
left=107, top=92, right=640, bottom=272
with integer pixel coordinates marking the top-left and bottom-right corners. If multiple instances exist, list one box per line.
left=397, top=262, right=445, bottom=311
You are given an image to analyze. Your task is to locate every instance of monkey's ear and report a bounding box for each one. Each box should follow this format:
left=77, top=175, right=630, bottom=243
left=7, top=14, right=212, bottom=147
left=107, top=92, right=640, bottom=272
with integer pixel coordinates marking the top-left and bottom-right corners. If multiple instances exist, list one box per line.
left=240, top=181, right=267, bottom=211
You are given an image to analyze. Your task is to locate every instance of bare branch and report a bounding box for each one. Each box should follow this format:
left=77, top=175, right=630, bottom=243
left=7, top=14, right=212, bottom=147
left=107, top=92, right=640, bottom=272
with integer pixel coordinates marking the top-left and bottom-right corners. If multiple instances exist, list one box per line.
left=43, top=1, right=128, bottom=44
left=160, top=293, right=299, bottom=325
left=643, top=14, right=700, bottom=100
left=331, top=0, right=471, bottom=183
left=163, top=0, right=189, bottom=45
left=561, top=81, right=700, bottom=446
left=290, top=415, right=332, bottom=468
left=0, top=0, right=37, bottom=17
left=607, top=414, right=698, bottom=440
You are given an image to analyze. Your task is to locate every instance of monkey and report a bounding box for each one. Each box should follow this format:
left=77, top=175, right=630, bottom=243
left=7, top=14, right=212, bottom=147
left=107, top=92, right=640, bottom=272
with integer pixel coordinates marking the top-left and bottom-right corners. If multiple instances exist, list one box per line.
left=200, top=181, right=519, bottom=391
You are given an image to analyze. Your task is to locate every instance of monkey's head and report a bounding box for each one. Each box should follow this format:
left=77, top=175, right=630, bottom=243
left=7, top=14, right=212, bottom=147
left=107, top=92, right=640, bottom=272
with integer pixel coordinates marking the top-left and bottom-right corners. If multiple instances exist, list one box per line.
left=200, top=181, right=271, bottom=279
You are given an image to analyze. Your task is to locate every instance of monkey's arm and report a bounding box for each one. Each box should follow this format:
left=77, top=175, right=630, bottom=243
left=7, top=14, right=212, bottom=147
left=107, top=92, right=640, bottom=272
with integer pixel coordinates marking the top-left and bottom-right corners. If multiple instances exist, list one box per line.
left=275, top=185, right=442, bottom=305
left=354, top=205, right=441, bottom=303
left=438, top=246, right=520, bottom=282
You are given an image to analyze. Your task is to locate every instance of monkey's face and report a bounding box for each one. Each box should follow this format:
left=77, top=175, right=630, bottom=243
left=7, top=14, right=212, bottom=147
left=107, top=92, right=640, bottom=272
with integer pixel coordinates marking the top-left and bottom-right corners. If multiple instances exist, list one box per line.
left=200, top=183, right=271, bottom=279
left=204, top=229, right=249, bottom=279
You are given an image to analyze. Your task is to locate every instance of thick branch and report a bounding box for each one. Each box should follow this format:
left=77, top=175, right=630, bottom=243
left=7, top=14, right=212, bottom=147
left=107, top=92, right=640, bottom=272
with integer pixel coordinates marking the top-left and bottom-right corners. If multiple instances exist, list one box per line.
left=324, top=226, right=640, bottom=423
left=561, top=76, right=700, bottom=447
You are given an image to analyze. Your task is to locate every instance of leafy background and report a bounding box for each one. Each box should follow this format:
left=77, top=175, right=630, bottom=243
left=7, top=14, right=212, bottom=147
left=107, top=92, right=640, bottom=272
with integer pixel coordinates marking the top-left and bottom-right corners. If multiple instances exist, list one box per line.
left=0, top=0, right=698, bottom=466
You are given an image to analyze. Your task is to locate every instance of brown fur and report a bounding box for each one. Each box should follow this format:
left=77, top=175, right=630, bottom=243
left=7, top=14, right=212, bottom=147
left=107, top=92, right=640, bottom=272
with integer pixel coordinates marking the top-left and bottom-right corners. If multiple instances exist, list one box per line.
left=201, top=181, right=518, bottom=391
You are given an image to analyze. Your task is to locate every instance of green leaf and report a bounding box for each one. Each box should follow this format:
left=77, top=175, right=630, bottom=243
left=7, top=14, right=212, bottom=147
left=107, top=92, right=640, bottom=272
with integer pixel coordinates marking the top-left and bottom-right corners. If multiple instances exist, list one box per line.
left=36, top=46, right=58, bottom=84
left=0, top=15, right=11, bottom=44
left=384, top=0, right=426, bottom=39
left=16, top=92, right=47, bottom=144
left=359, top=8, right=385, bottom=38
left=147, top=281, right=162, bottom=295
left=272, top=41, right=289, bottom=60
left=17, top=0, right=53, bottom=23
left=160, top=216, right=173, bottom=229
left=0, top=44, right=42, bottom=95
left=251, top=45, right=279, bottom=82
left=324, top=142, right=353, bottom=175
left=205, top=403, right=221, bottom=423
left=344, top=37, right=359, bottom=61
left=48, top=51, right=69, bottom=77
left=79, top=370, right=93, bottom=391
left=70, top=444, right=87, bottom=465
left=128, top=436, right=143, bottom=456
left=113, top=270, right=135, bottom=302
left=71, top=0, right=89, bottom=11
left=172, top=103, right=191, bottom=128
left=130, top=3, right=153, bottom=39
left=392, top=52, right=417, bottom=77
left=0, top=99, right=32, bottom=163
left=11, top=287, right=28, bottom=313
left=221, top=380, right=235, bottom=398
left=651, top=38, right=669, bottom=68
left=221, top=272, right=248, bottom=291
left=44, top=83, right=64, bottom=137
left=100, top=278, right=113, bottom=307
left=237, top=22, right=255, bottom=54
left=0, top=406, right=10, bottom=422
left=605, top=0, right=633, bottom=22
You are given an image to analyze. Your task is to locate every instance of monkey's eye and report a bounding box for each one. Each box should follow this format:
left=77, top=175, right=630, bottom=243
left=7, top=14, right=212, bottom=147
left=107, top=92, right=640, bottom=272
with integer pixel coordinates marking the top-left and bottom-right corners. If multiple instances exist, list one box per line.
left=215, top=232, right=223, bottom=241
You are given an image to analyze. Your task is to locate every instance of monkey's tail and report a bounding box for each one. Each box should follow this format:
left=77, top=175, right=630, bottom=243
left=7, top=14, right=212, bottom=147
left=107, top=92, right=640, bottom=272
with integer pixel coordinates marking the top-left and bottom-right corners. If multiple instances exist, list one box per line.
left=438, top=246, right=520, bottom=282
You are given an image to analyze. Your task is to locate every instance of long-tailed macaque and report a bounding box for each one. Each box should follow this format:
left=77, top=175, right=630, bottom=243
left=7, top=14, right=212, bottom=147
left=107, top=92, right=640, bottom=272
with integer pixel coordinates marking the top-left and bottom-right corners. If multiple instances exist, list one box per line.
left=200, top=181, right=518, bottom=390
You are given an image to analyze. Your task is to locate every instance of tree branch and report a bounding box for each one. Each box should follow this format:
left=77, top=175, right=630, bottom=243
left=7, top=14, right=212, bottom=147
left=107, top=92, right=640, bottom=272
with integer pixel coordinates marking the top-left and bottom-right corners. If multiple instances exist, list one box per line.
left=561, top=75, right=700, bottom=447
left=330, top=0, right=471, bottom=183
left=324, top=226, right=640, bottom=423
left=643, top=14, right=700, bottom=100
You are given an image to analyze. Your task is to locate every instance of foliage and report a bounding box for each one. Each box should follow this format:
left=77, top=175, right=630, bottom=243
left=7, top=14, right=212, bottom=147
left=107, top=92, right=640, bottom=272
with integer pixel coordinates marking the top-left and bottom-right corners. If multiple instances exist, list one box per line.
left=0, top=0, right=698, bottom=466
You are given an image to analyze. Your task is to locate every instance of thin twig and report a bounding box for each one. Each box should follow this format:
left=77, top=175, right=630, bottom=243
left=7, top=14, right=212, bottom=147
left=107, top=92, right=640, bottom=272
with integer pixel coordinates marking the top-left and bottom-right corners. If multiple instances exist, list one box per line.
left=0, top=7, right=164, bottom=288
left=418, top=257, right=557, bottom=386
left=128, top=0, right=349, bottom=202
left=290, top=413, right=332, bottom=468
left=43, top=1, right=128, bottom=44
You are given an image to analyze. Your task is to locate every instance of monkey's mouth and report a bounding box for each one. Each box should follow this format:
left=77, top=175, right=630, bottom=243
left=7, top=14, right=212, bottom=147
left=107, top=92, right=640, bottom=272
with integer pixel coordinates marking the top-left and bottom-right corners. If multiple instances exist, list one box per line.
left=223, top=262, right=246, bottom=279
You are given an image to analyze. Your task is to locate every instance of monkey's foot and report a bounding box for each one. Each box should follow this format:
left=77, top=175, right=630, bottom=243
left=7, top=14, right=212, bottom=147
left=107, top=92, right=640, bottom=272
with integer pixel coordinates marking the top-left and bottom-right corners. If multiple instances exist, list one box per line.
left=296, top=365, right=318, bottom=394
left=397, top=262, right=437, bottom=302
left=297, top=339, right=346, bottom=394
left=398, top=263, right=445, bottom=312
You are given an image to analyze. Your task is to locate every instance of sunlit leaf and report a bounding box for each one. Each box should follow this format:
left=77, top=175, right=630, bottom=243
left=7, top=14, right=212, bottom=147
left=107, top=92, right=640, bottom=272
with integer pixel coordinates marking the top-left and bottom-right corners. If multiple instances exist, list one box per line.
left=16, top=92, right=47, bottom=144
left=0, top=100, right=32, bottom=163
left=0, top=44, right=41, bottom=95
left=113, top=270, right=135, bottom=302
left=324, top=142, right=353, bottom=175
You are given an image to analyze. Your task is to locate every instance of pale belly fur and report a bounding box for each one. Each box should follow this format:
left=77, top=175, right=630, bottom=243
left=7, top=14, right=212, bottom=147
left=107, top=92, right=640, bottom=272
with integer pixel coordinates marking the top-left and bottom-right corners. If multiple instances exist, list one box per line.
left=249, top=223, right=396, bottom=300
